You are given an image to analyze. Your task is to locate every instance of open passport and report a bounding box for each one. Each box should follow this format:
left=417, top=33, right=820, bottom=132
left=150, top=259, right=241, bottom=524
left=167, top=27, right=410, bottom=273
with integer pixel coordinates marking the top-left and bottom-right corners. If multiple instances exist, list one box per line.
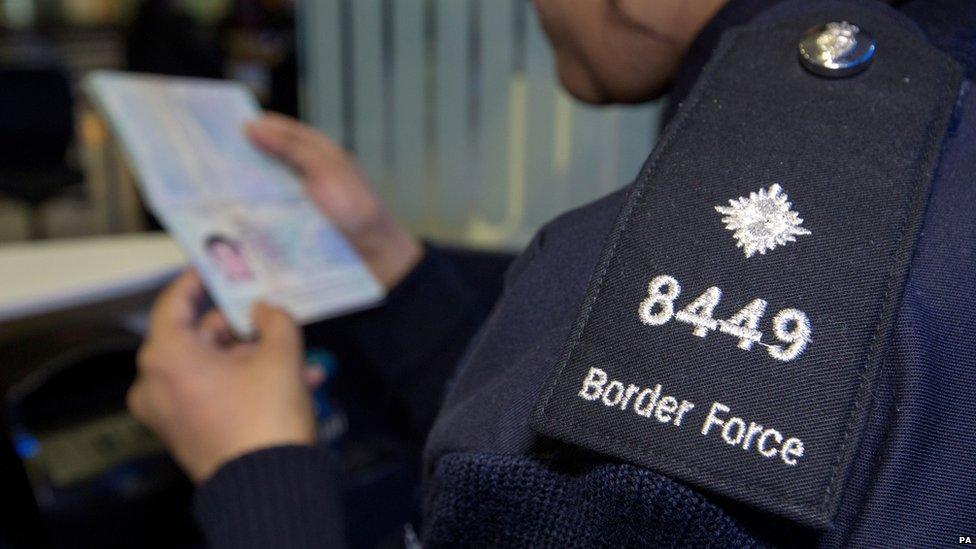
left=84, top=71, right=384, bottom=336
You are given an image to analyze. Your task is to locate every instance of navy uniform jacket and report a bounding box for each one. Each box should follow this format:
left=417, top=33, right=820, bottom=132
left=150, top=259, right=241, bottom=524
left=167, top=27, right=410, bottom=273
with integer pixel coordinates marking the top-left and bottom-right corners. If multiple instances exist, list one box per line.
left=193, top=0, right=976, bottom=546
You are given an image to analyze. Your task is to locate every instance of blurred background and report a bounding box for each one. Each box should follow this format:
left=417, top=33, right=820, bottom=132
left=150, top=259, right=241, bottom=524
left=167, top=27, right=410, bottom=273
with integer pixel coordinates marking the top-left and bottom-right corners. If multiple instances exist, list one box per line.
left=0, top=0, right=661, bottom=247
left=0, top=0, right=662, bottom=547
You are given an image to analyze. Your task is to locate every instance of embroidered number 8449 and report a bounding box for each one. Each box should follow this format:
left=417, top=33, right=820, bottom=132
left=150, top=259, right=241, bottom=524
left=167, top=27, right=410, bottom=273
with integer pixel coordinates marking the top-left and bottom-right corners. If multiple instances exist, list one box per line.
left=637, top=274, right=811, bottom=362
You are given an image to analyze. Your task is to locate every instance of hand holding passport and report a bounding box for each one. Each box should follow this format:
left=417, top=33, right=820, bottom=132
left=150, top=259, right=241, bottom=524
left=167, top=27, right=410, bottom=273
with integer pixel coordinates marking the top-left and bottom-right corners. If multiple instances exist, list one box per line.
left=85, top=71, right=389, bottom=335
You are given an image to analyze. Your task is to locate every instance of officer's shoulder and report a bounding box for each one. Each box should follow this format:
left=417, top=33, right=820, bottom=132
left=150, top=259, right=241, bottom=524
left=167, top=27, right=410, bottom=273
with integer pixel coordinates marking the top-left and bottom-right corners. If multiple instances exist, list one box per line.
left=505, top=184, right=633, bottom=288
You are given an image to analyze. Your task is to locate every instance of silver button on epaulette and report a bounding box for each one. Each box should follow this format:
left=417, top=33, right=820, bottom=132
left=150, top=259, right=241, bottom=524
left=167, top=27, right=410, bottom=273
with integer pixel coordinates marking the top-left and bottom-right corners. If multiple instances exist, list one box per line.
left=798, top=21, right=876, bottom=77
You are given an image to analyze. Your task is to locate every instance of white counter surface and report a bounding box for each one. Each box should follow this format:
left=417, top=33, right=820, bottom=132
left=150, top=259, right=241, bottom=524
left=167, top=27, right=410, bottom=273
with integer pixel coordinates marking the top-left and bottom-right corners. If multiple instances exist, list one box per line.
left=0, top=234, right=186, bottom=323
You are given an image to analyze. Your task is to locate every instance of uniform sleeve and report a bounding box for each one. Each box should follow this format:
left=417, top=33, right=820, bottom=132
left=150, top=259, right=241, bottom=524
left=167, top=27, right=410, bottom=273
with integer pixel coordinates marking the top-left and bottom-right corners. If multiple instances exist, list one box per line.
left=193, top=445, right=346, bottom=549
left=340, top=244, right=513, bottom=435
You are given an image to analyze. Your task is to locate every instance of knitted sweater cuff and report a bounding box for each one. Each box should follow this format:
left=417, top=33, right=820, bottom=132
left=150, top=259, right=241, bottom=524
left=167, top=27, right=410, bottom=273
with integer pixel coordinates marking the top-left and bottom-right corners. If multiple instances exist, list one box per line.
left=193, top=445, right=346, bottom=549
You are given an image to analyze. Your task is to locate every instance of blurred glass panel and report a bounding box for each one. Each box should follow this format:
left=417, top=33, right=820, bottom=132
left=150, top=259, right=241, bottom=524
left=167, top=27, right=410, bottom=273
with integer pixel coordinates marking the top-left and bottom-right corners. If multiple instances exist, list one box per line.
left=390, top=0, right=426, bottom=225
left=298, top=0, right=344, bottom=145
left=350, top=0, right=384, bottom=189
left=299, top=0, right=661, bottom=250
left=432, top=0, right=470, bottom=233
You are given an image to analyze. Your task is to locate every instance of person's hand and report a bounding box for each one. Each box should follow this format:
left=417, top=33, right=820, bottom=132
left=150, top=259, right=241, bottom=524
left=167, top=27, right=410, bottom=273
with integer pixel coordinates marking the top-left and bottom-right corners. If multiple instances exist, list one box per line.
left=127, top=270, right=318, bottom=484
left=246, top=113, right=423, bottom=288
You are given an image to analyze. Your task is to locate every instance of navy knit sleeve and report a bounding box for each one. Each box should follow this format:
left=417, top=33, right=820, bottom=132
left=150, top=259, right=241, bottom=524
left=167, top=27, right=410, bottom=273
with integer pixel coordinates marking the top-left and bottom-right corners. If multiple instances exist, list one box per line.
left=340, top=245, right=508, bottom=435
left=193, top=445, right=346, bottom=549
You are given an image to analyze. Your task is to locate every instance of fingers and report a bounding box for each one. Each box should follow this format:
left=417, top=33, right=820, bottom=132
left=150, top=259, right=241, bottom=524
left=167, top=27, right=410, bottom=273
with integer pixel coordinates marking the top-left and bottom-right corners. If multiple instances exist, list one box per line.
left=198, top=308, right=235, bottom=347
left=148, top=269, right=205, bottom=337
left=126, top=378, right=149, bottom=424
left=245, top=113, right=344, bottom=178
left=126, top=374, right=169, bottom=430
left=304, top=363, right=327, bottom=390
left=251, top=302, right=303, bottom=361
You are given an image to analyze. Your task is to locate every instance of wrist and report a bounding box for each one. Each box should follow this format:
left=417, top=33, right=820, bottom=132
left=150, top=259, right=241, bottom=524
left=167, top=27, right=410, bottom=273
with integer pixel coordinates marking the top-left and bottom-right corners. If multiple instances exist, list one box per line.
left=193, top=434, right=317, bottom=484
left=356, top=219, right=424, bottom=289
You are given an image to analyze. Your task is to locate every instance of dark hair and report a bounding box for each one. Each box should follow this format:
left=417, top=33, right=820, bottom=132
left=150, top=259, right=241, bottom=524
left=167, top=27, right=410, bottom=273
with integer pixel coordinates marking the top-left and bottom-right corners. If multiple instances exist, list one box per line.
left=204, top=234, right=241, bottom=253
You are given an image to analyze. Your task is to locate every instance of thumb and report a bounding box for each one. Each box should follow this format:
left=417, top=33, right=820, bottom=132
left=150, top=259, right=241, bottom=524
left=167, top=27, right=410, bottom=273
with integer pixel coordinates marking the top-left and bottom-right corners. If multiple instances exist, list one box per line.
left=251, top=302, right=303, bottom=361
left=245, top=116, right=287, bottom=155
left=245, top=113, right=340, bottom=179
